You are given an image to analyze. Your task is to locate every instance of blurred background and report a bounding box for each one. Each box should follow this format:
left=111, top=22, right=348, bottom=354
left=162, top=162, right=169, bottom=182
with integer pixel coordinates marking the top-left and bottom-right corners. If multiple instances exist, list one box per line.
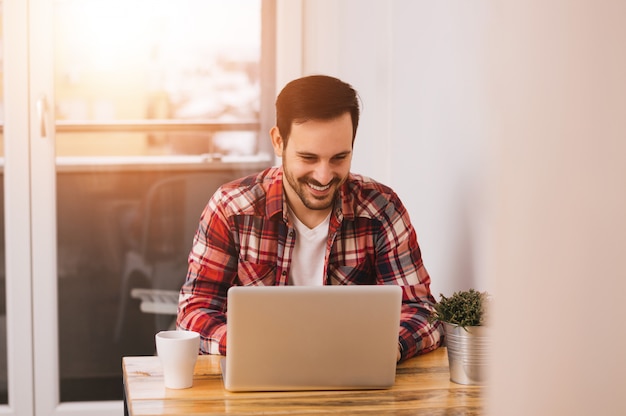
left=2, top=1, right=625, bottom=415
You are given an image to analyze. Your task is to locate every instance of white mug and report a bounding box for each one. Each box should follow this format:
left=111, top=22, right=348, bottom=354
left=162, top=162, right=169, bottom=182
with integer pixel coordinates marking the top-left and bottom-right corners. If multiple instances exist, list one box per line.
left=155, top=330, right=200, bottom=389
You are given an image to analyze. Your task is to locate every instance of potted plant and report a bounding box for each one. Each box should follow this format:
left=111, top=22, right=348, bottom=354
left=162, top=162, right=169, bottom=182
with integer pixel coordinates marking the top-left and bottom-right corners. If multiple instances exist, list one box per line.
left=429, top=288, right=490, bottom=385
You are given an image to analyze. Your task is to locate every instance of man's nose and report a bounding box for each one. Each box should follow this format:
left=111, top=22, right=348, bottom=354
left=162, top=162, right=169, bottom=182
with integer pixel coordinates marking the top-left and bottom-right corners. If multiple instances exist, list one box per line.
left=312, top=162, right=333, bottom=185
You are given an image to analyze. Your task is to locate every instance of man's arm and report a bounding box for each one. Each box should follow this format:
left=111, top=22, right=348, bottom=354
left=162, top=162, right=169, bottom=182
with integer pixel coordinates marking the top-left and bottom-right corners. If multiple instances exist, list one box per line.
left=376, top=195, right=444, bottom=362
left=177, top=194, right=236, bottom=355
left=395, top=255, right=443, bottom=362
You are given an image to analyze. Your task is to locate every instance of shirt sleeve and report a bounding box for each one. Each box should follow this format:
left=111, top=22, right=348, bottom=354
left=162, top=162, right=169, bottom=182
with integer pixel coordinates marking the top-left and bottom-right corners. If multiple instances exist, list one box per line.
left=176, top=191, right=235, bottom=355
left=375, top=194, right=444, bottom=361
left=396, top=254, right=444, bottom=361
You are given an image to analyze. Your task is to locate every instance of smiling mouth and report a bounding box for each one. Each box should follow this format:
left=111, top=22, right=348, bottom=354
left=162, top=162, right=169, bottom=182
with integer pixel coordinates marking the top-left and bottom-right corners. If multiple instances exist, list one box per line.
left=308, top=182, right=331, bottom=192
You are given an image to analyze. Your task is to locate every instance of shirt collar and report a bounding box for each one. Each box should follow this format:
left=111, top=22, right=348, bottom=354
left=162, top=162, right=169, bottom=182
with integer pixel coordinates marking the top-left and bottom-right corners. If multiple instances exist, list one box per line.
left=265, top=167, right=285, bottom=220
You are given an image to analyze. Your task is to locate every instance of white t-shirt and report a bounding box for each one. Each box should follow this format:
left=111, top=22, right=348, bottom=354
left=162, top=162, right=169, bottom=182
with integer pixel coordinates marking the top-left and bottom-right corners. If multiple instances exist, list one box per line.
left=288, top=212, right=331, bottom=286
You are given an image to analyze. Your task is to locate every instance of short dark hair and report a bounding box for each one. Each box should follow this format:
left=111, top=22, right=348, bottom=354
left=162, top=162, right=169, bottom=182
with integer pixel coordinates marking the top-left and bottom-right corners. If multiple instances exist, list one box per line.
left=275, top=75, right=360, bottom=145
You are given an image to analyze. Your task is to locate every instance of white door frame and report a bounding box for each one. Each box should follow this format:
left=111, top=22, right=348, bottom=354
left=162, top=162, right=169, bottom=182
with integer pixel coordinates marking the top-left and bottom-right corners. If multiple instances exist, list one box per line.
left=5, top=0, right=122, bottom=414
left=3, top=0, right=35, bottom=414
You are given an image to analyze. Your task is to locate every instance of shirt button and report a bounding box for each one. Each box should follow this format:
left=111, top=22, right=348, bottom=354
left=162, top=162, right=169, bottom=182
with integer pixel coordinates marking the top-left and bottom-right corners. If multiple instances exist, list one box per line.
left=282, top=271, right=287, bottom=276
left=289, top=231, right=294, bottom=237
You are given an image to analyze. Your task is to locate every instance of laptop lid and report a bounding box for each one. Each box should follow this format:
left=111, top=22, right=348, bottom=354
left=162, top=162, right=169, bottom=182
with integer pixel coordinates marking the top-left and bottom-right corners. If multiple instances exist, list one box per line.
left=223, top=285, right=402, bottom=392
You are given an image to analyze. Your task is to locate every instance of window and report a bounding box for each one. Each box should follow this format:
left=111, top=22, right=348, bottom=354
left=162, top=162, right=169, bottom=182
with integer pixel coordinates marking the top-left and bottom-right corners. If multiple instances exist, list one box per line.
left=43, top=0, right=273, bottom=403
left=52, top=0, right=275, bottom=160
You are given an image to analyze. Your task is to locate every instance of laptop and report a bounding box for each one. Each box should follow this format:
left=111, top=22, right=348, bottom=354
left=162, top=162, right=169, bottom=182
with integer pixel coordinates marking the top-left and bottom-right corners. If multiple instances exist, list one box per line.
left=222, top=285, right=402, bottom=392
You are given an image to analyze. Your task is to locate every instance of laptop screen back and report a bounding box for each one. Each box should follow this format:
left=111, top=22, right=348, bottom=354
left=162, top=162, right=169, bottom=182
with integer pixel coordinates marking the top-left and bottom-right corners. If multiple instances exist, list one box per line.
left=223, top=285, right=402, bottom=392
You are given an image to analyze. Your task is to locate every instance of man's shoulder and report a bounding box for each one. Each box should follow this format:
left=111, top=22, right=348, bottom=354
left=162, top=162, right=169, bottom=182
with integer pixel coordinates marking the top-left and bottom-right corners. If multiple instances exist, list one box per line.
left=346, top=173, right=397, bottom=200
left=214, top=166, right=281, bottom=216
left=344, top=173, right=403, bottom=218
left=220, top=166, right=279, bottom=189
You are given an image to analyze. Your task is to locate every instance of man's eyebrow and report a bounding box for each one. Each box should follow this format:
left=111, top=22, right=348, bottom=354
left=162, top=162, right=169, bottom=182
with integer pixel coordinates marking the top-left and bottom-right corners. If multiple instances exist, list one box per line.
left=333, top=150, right=352, bottom=157
left=295, top=151, right=317, bottom=157
left=296, top=150, right=352, bottom=158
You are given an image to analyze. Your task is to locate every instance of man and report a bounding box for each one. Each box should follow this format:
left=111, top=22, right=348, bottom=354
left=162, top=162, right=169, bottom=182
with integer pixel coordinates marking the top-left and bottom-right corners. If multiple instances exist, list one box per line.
left=177, top=75, right=443, bottom=362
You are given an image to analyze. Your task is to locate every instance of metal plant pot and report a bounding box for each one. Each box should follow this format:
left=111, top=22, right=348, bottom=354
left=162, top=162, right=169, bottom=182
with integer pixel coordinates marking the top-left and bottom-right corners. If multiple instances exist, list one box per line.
left=443, top=322, right=490, bottom=385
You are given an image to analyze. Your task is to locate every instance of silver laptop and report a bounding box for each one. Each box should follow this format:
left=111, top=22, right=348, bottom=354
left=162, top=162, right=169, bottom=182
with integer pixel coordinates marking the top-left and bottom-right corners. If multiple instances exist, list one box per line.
left=222, top=285, right=402, bottom=392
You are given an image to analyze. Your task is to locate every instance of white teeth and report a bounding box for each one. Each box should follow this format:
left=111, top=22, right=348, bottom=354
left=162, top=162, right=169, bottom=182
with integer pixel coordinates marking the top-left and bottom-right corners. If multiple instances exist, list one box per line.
left=309, top=183, right=331, bottom=191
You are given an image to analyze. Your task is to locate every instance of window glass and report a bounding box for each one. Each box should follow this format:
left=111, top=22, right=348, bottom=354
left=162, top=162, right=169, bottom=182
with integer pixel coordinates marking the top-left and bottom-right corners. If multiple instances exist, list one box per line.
left=52, top=0, right=272, bottom=402
left=54, top=0, right=265, bottom=158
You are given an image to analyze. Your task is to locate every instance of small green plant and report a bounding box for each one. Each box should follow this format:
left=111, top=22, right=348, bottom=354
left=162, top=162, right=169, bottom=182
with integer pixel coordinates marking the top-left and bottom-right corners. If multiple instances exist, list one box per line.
left=429, top=289, right=490, bottom=329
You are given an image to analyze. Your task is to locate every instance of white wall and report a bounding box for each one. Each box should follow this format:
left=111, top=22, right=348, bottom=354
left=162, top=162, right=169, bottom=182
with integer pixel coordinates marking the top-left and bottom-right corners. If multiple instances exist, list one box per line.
left=279, top=1, right=626, bottom=414
left=279, top=0, right=490, bottom=297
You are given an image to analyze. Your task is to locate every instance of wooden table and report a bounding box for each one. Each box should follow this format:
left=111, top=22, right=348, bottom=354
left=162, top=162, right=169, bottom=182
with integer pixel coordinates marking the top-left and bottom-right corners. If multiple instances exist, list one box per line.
left=123, top=347, right=483, bottom=415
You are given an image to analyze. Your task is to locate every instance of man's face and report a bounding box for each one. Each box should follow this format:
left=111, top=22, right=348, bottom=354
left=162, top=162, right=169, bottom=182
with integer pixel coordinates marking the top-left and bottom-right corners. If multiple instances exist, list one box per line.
left=271, top=112, right=353, bottom=217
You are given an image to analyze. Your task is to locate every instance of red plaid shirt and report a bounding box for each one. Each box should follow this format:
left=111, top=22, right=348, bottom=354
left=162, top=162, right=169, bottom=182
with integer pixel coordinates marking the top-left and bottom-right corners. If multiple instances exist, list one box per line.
left=177, top=166, right=443, bottom=361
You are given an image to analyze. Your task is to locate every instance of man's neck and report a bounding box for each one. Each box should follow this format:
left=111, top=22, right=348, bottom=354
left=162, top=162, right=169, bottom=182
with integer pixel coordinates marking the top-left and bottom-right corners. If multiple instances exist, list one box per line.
left=287, top=202, right=332, bottom=229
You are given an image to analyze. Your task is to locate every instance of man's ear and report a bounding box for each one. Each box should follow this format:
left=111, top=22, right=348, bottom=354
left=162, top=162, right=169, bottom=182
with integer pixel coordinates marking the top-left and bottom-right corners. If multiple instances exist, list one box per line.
left=270, top=126, right=284, bottom=158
